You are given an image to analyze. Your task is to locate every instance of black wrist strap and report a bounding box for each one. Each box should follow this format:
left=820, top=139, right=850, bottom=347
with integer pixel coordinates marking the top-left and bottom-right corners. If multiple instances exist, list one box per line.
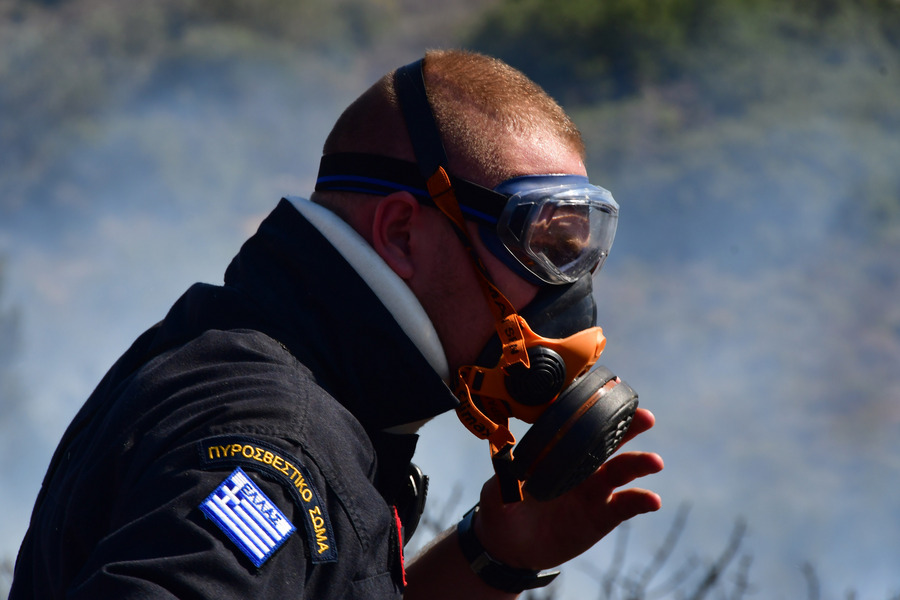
left=456, top=504, right=560, bottom=594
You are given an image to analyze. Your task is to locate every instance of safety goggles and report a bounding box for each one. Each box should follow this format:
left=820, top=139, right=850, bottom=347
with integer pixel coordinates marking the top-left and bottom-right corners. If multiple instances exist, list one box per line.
left=315, top=152, right=619, bottom=285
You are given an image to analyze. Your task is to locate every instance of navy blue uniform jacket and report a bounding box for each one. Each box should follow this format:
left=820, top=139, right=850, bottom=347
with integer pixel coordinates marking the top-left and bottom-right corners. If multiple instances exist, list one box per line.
left=10, top=199, right=457, bottom=599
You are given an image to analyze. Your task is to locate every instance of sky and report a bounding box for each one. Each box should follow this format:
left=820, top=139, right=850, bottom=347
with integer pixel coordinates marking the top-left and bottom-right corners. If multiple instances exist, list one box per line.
left=2, top=9, right=900, bottom=600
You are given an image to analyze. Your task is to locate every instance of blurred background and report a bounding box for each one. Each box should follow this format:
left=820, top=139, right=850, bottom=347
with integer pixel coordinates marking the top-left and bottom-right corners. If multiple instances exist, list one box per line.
left=1, top=0, right=898, bottom=598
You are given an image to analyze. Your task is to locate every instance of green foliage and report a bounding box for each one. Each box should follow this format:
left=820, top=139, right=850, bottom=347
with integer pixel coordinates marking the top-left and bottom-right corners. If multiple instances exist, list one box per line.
left=467, top=0, right=900, bottom=107
left=469, top=0, right=716, bottom=102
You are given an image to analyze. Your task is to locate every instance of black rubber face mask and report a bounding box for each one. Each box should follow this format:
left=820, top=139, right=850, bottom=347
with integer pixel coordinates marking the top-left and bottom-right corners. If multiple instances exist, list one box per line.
left=474, top=275, right=597, bottom=367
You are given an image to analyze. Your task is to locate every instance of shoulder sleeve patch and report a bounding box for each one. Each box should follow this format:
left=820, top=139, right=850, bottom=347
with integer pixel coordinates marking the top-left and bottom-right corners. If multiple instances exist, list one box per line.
left=200, top=467, right=295, bottom=567
left=198, top=435, right=338, bottom=563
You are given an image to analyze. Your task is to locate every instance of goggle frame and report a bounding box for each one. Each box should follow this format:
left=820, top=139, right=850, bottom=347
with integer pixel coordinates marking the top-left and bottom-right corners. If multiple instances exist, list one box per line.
left=315, top=153, right=618, bottom=285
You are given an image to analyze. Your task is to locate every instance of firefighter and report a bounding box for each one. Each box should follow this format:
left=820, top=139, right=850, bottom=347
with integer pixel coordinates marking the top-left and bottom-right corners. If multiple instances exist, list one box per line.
left=10, top=49, right=663, bottom=599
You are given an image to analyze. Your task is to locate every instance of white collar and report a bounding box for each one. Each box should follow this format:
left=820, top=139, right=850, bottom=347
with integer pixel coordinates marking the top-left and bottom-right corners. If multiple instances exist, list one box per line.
left=286, top=196, right=450, bottom=386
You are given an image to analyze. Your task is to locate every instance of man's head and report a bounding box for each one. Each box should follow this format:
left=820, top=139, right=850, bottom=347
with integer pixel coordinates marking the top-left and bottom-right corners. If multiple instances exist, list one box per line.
left=312, top=50, right=596, bottom=373
left=320, top=49, right=586, bottom=188
left=313, top=51, right=632, bottom=503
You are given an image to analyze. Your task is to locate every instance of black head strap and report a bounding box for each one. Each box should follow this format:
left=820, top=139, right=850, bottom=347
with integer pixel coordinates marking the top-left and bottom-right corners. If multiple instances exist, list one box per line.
left=316, top=58, right=509, bottom=226
left=393, top=58, right=448, bottom=179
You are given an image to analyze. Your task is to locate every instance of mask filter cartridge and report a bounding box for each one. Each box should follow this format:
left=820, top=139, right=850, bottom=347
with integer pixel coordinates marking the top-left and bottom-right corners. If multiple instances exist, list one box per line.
left=510, top=366, right=638, bottom=501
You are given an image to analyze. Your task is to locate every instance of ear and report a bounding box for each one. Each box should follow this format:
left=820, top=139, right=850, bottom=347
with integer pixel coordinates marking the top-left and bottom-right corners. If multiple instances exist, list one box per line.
left=371, top=191, right=421, bottom=280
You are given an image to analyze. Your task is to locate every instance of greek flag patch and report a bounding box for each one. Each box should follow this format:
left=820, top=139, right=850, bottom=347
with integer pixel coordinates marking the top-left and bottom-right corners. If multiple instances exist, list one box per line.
left=200, top=467, right=296, bottom=567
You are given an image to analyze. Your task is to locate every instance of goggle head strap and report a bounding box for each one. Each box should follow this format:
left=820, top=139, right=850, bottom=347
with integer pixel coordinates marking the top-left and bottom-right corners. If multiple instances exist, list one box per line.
left=316, top=152, right=512, bottom=232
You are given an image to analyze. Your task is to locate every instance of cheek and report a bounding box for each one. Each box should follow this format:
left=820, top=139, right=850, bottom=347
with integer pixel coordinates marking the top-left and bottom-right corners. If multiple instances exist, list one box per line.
left=418, top=223, right=481, bottom=318
left=467, top=225, right=539, bottom=313
left=411, top=217, right=499, bottom=367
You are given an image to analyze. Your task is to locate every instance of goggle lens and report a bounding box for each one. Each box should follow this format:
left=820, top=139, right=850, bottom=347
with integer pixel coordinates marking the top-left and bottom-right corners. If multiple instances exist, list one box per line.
left=497, top=178, right=619, bottom=284
left=529, top=202, right=596, bottom=276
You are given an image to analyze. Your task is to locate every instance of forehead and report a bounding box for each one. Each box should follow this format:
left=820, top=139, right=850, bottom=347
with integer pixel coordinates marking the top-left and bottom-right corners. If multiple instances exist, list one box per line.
left=495, top=129, right=587, bottom=187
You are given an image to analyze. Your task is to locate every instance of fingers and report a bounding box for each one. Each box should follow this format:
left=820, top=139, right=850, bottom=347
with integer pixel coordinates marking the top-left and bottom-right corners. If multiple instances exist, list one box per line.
left=620, top=407, right=655, bottom=446
left=584, top=454, right=663, bottom=534
left=607, top=488, right=663, bottom=520
left=580, top=451, right=664, bottom=505
left=560, top=458, right=663, bottom=561
left=602, top=451, right=665, bottom=488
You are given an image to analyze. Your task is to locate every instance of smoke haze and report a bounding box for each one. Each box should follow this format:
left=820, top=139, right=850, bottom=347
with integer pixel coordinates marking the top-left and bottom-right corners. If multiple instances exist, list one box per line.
left=2, top=1, right=898, bottom=598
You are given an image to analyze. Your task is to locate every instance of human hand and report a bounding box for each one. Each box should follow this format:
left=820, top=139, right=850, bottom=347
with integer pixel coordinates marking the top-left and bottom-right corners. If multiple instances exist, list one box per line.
left=474, top=408, right=664, bottom=570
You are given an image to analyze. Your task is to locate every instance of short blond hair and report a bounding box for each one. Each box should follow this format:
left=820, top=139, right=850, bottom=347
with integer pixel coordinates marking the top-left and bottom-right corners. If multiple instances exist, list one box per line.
left=322, top=49, right=585, bottom=186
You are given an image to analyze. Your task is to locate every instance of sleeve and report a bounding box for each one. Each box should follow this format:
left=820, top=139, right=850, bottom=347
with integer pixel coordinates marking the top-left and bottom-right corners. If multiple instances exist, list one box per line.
left=60, top=329, right=406, bottom=600
left=65, top=438, right=320, bottom=600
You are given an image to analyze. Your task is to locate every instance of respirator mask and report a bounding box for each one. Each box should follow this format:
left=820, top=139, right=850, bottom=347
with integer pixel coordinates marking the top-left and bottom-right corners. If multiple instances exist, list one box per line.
left=315, top=58, right=639, bottom=503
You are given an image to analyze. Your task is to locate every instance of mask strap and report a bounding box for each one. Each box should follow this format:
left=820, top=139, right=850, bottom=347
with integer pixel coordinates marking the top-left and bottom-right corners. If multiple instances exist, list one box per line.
left=453, top=376, right=523, bottom=502
left=427, top=168, right=528, bottom=502
left=427, top=168, right=530, bottom=371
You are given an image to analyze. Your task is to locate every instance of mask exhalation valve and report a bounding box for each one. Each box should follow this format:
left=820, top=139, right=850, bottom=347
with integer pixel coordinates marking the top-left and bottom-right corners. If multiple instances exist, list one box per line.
left=504, top=347, right=567, bottom=407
